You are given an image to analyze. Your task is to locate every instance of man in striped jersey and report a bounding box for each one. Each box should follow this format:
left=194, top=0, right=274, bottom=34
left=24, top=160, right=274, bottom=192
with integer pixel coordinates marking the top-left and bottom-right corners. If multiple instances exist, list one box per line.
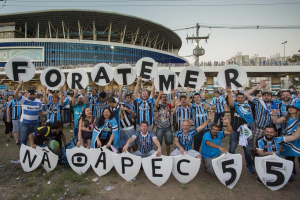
left=278, top=90, right=294, bottom=135
left=173, top=95, right=193, bottom=131
left=107, top=96, right=136, bottom=151
left=171, top=112, right=212, bottom=158
left=245, top=80, right=278, bottom=158
left=123, top=121, right=162, bottom=157
left=7, top=95, right=22, bottom=145
left=89, top=84, right=100, bottom=117
left=96, top=82, right=114, bottom=118
left=155, top=90, right=175, bottom=155
left=134, top=76, right=155, bottom=131
left=14, top=81, right=44, bottom=147
left=186, top=87, right=217, bottom=152
left=43, top=86, right=68, bottom=124
left=211, top=91, right=227, bottom=130
left=227, top=87, right=255, bottom=173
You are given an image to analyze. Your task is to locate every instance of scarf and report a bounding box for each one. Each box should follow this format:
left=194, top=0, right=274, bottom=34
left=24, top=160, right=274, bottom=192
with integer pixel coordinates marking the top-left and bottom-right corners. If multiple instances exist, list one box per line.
left=91, top=118, right=120, bottom=148
left=259, top=99, right=278, bottom=115
left=233, top=101, right=253, bottom=126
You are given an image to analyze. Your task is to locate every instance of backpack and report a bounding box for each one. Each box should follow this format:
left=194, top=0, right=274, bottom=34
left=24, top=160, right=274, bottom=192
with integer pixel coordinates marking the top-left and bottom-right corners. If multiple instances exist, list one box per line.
left=58, top=137, right=78, bottom=167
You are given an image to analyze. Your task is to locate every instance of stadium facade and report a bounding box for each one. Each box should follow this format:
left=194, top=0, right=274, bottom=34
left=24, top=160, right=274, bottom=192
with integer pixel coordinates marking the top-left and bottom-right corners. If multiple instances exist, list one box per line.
left=0, top=10, right=187, bottom=67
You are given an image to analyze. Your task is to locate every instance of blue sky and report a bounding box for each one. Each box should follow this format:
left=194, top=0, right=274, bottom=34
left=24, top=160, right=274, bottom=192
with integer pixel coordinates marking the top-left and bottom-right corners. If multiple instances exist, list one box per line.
left=1, top=0, right=299, bottom=64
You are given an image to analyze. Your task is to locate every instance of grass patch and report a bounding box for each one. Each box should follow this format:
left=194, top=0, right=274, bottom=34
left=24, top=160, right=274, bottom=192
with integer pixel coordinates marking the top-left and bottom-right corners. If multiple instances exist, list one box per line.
left=110, top=170, right=117, bottom=177
left=43, top=171, right=52, bottom=180
left=26, top=180, right=36, bottom=187
left=80, top=187, right=88, bottom=196
left=69, top=172, right=84, bottom=183
left=178, top=183, right=188, bottom=189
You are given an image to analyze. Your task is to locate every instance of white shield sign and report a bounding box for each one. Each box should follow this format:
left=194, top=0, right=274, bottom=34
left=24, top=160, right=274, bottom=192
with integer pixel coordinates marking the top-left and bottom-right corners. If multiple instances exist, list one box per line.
left=212, top=153, right=242, bottom=189
left=66, top=146, right=90, bottom=175
left=172, top=154, right=201, bottom=184
left=255, top=155, right=293, bottom=191
left=112, top=151, right=142, bottom=181
left=20, top=144, right=42, bottom=172
left=89, top=146, right=117, bottom=176
left=36, top=146, right=58, bottom=172
left=154, top=69, right=178, bottom=94
left=142, top=153, right=173, bottom=187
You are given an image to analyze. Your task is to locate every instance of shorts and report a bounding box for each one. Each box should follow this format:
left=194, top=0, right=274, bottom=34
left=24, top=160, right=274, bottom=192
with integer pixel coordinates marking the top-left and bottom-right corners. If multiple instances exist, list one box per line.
left=170, top=149, right=201, bottom=158
left=82, top=131, right=92, bottom=145
left=156, top=127, right=173, bottom=145
left=251, top=125, right=265, bottom=150
left=12, top=120, right=20, bottom=132
left=119, top=126, right=135, bottom=148
left=45, top=140, right=60, bottom=152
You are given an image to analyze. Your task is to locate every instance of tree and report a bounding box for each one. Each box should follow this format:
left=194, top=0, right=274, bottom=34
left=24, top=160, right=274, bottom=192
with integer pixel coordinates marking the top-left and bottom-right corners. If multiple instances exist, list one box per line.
left=288, top=51, right=300, bottom=63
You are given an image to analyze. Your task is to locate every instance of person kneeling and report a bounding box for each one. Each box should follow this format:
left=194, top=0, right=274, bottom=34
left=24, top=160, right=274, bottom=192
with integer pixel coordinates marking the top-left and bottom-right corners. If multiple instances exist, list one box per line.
left=171, top=112, right=213, bottom=159
left=201, top=117, right=233, bottom=175
left=123, top=121, right=162, bottom=158
left=28, top=121, right=66, bottom=155
left=256, top=125, right=300, bottom=184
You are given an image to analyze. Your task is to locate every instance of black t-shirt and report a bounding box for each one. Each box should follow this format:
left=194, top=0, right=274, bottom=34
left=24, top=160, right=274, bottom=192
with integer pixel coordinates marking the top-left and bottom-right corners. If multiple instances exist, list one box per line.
left=34, top=126, right=63, bottom=145
left=230, top=107, right=246, bottom=131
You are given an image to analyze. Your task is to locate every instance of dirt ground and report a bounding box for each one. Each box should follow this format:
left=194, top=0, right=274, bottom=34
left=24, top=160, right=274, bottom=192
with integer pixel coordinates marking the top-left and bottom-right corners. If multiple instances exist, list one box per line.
left=0, top=120, right=299, bottom=200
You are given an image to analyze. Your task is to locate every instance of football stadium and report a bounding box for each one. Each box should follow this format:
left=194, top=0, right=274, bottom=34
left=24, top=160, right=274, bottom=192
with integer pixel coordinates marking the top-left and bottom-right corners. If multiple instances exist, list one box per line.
left=0, top=9, right=187, bottom=90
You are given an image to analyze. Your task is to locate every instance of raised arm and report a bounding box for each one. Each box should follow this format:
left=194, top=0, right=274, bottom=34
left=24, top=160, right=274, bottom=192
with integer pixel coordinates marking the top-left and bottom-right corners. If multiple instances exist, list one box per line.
left=285, top=126, right=300, bottom=142
left=172, top=99, right=180, bottom=114
left=171, top=89, right=175, bottom=108
left=43, top=85, right=49, bottom=105
left=80, top=89, right=90, bottom=105
left=14, top=80, right=23, bottom=100
left=222, top=117, right=233, bottom=134
left=245, top=80, right=267, bottom=101
left=72, top=88, right=78, bottom=106
left=109, top=81, right=114, bottom=97
left=76, top=118, right=83, bottom=147
left=226, top=86, right=234, bottom=108
left=150, top=77, right=155, bottom=98
left=271, top=109, right=285, bottom=124
left=119, top=85, right=124, bottom=102
left=155, top=90, right=163, bottom=108
left=58, top=86, right=64, bottom=105
left=196, top=112, right=213, bottom=132
left=186, top=87, right=192, bottom=107
left=134, top=76, right=142, bottom=98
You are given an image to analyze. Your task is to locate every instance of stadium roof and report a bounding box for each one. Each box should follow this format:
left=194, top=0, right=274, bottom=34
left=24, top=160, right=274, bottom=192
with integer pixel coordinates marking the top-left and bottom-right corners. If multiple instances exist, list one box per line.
left=0, top=9, right=182, bottom=50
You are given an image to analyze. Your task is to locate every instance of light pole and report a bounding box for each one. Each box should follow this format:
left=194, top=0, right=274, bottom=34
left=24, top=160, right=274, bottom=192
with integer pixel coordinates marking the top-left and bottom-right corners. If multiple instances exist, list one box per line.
left=281, top=41, right=287, bottom=62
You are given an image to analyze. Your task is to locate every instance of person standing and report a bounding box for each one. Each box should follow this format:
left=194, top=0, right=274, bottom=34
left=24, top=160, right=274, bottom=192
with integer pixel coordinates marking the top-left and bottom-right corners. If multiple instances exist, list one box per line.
left=211, top=91, right=227, bottom=130
left=134, top=76, right=155, bottom=131
left=173, top=95, right=192, bottom=131
left=14, top=81, right=44, bottom=146
left=226, top=87, right=255, bottom=173
left=155, top=90, right=175, bottom=155
left=7, top=95, right=22, bottom=145
left=245, top=80, right=278, bottom=158
left=186, top=87, right=216, bottom=152
left=2, top=95, right=13, bottom=142
left=72, top=88, right=90, bottom=137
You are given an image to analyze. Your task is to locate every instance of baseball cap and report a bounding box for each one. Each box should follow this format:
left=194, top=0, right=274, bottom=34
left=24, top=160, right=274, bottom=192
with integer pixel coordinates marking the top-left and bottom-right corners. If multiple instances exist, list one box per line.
left=28, top=90, right=36, bottom=95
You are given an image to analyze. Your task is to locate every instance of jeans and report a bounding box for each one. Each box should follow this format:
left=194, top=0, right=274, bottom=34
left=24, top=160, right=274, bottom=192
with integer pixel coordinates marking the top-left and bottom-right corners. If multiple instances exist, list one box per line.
left=64, top=109, right=71, bottom=123
left=229, top=131, right=252, bottom=166
left=285, top=156, right=296, bottom=175
left=19, top=122, right=40, bottom=146
left=214, top=112, right=225, bottom=130
left=132, top=150, right=156, bottom=158
left=193, top=129, right=210, bottom=152
left=156, top=126, right=173, bottom=145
